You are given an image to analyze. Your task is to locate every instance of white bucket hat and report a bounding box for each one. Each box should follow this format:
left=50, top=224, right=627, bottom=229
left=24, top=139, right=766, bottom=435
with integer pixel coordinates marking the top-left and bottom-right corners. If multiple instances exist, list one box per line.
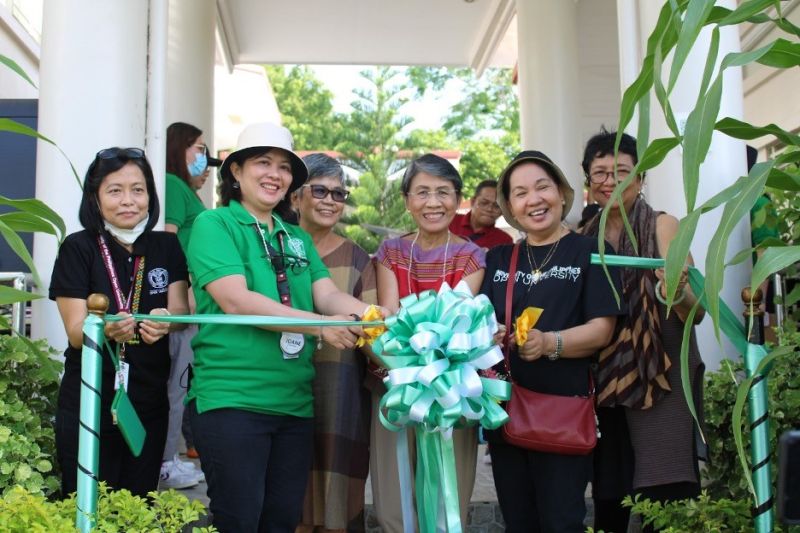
left=220, top=122, right=309, bottom=193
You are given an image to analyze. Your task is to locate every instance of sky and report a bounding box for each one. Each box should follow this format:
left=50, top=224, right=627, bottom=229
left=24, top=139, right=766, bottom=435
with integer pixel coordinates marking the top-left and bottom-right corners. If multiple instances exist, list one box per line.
left=310, top=64, right=466, bottom=134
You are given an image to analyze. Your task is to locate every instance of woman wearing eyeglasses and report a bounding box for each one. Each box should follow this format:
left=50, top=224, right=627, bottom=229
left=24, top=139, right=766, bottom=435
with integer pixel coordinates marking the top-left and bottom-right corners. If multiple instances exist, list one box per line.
left=49, top=147, right=189, bottom=497
left=372, top=153, right=485, bottom=532
left=186, top=123, right=380, bottom=532
left=291, top=153, right=375, bottom=533
left=580, top=129, right=705, bottom=533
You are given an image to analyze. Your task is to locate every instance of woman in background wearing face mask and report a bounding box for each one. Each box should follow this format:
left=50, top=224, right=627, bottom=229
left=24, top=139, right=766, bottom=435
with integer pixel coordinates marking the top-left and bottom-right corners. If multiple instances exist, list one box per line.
left=50, top=147, right=189, bottom=497
left=160, top=122, right=212, bottom=489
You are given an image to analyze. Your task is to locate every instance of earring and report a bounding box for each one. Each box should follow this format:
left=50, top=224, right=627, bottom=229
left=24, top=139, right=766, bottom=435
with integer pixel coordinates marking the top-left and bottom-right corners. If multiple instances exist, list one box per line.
left=232, top=182, right=240, bottom=189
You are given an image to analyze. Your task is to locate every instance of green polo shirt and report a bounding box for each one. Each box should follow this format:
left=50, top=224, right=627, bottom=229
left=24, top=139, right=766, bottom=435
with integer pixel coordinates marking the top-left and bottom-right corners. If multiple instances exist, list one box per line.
left=186, top=200, right=330, bottom=417
left=165, top=172, right=207, bottom=253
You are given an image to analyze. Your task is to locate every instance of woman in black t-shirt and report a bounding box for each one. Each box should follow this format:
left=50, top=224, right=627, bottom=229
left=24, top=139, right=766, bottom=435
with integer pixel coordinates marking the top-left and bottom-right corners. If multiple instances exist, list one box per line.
left=49, top=147, right=189, bottom=497
left=481, top=150, right=624, bottom=532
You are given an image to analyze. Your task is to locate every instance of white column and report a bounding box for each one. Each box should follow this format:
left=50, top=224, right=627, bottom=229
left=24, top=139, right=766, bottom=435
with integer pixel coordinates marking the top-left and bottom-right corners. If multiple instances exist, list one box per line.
left=31, top=0, right=149, bottom=347
left=166, top=0, right=216, bottom=206
left=515, top=0, right=582, bottom=223
left=618, top=1, right=750, bottom=370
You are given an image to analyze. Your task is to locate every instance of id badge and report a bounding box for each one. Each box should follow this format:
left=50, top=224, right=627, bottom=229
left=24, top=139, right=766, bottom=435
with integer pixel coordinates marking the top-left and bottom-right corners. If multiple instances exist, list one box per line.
left=280, top=332, right=304, bottom=359
left=114, top=360, right=130, bottom=391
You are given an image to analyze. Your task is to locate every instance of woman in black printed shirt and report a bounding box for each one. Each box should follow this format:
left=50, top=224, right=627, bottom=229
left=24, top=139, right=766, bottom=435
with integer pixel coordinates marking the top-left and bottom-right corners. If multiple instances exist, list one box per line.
left=480, top=150, right=624, bottom=532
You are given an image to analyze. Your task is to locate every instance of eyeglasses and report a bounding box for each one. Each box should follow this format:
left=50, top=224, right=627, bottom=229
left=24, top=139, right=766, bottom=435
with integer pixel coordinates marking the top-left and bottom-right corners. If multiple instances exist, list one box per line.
left=407, top=189, right=458, bottom=202
left=96, top=147, right=145, bottom=160
left=588, top=168, right=632, bottom=184
left=301, top=184, right=350, bottom=203
left=474, top=198, right=501, bottom=212
left=270, top=251, right=310, bottom=275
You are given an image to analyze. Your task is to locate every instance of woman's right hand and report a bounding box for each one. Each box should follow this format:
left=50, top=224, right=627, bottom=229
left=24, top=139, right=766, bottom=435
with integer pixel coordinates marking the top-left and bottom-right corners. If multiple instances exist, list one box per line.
left=493, top=325, right=507, bottom=346
left=321, top=315, right=359, bottom=350
left=104, top=312, right=136, bottom=343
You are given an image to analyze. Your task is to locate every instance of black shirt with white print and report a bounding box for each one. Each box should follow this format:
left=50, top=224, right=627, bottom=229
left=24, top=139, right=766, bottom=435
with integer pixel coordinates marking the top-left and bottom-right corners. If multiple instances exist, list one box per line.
left=480, top=231, right=625, bottom=397
left=50, top=230, right=188, bottom=427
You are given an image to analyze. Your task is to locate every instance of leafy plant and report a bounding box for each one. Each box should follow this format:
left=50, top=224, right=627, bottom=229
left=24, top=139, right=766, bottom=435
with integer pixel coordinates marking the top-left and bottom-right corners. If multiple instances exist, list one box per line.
left=703, top=341, right=800, bottom=501
left=0, top=322, right=62, bottom=496
left=597, top=0, right=800, bottom=509
left=0, top=484, right=216, bottom=532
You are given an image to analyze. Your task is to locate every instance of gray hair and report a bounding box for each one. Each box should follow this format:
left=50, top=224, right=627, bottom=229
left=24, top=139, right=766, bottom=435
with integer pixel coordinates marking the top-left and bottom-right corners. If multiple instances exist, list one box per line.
left=400, top=153, right=463, bottom=196
left=302, top=153, right=345, bottom=184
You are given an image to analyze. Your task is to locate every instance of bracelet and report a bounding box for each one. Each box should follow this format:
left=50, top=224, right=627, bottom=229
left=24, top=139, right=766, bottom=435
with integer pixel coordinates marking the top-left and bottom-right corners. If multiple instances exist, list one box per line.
left=654, top=280, right=686, bottom=305
left=318, top=315, right=324, bottom=350
left=547, top=331, right=563, bottom=361
left=349, top=313, right=361, bottom=322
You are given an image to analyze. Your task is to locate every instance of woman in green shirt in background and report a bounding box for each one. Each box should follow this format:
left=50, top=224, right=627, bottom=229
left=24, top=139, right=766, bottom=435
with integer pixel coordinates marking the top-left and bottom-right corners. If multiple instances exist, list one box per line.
left=160, top=122, right=212, bottom=489
left=186, top=123, right=381, bottom=533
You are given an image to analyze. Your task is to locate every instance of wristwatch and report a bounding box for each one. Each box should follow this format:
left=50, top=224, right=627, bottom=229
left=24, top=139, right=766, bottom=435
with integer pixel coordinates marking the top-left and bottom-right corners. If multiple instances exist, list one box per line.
left=547, top=331, right=563, bottom=361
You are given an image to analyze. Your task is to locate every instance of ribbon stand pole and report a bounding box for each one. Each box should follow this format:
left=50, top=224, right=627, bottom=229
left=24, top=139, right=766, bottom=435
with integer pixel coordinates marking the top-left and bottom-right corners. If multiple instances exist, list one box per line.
left=742, top=288, right=773, bottom=533
left=76, top=294, right=109, bottom=533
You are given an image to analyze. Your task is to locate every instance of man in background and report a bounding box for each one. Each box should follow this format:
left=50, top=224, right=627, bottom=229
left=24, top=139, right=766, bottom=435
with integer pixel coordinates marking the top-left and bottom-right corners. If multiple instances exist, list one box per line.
left=450, top=179, right=513, bottom=249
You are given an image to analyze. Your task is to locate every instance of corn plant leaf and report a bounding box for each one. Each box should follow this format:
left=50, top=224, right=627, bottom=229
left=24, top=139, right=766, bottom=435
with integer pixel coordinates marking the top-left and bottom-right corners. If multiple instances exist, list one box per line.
left=668, top=0, right=716, bottom=92
left=765, top=167, right=800, bottom=191
left=678, top=299, right=705, bottom=445
left=717, top=0, right=776, bottom=26
left=715, top=117, right=800, bottom=146
left=663, top=175, right=749, bottom=308
left=0, top=219, right=41, bottom=288
left=784, top=283, right=800, bottom=306
left=0, top=118, right=82, bottom=189
left=0, top=195, right=66, bottom=242
left=704, top=161, right=773, bottom=340
left=750, top=246, right=800, bottom=297
left=697, top=27, right=720, bottom=99
left=727, top=246, right=756, bottom=267
left=0, top=212, right=58, bottom=235
left=0, top=54, right=36, bottom=88
left=775, top=16, right=800, bottom=38
left=755, top=38, right=800, bottom=68
left=681, top=74, right=722, bottom=212
left=0, top=285, right=42, bottom=305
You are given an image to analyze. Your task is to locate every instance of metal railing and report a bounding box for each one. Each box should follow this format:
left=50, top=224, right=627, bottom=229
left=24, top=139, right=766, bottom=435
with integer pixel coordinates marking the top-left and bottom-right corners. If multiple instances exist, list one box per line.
left=0, top=272, right=31, bottom=335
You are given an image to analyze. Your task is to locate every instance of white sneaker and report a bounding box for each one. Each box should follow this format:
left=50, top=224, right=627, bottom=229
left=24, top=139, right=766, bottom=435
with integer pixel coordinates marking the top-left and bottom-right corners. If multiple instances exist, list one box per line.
left=159, top=459, right=200, bottom=490
left=172, top=454, right=205, bottom=483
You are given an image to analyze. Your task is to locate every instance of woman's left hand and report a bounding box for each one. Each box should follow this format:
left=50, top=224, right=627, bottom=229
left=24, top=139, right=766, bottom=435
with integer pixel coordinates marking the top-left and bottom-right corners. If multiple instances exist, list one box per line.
left=139, top=308, right=171, bottom=344
left=518, top=329, right=554, bottom=361
left=654, top=267, right=688, bottom=301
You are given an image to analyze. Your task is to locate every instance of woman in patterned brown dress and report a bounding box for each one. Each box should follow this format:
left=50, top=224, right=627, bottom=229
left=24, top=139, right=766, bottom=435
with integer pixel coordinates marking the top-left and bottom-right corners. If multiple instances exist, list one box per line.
left=293, top=153, right=376, bottom=533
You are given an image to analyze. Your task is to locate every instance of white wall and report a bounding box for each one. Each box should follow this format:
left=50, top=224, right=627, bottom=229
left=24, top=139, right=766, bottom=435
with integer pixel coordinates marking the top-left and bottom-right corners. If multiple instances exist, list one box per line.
left=0, top=5, right=39, bottom=98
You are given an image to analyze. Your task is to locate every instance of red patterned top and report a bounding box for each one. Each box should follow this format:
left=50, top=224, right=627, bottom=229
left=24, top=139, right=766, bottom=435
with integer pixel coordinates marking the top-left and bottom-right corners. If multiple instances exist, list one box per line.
left=375, top=233, right=486, bottom=298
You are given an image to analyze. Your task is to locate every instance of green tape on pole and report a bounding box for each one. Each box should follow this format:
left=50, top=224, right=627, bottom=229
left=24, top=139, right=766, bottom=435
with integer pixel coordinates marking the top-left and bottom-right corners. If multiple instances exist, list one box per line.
left=745, top=343, right=773, bottom=533
left=76, top=314, right=103, bottom=533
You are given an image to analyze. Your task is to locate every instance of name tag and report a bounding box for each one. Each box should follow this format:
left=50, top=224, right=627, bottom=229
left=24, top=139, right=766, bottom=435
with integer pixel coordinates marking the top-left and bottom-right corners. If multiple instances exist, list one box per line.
left=114, top=360, right=130, bottom=391
left=280, top=332, right=304, bottom=360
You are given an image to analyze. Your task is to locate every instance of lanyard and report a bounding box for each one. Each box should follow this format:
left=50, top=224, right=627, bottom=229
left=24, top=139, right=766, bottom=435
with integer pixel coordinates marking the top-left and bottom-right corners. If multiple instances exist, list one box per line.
left=98, top=235, right=145, bottom=346
left=253, top=223, right=293, bottom=307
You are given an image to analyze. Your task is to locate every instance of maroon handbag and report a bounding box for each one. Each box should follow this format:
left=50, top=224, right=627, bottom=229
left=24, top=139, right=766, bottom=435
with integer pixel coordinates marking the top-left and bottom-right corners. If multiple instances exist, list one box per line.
left=500, top=242, right=598, bottom=455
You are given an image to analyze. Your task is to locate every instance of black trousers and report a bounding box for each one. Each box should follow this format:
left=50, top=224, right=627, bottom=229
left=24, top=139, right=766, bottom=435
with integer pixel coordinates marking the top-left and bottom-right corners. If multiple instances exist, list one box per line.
left=189, top=402, right=314, bottom=533
left=56, top=407, right=168, bottom=498
left=489, top=438, right=592, bottom=533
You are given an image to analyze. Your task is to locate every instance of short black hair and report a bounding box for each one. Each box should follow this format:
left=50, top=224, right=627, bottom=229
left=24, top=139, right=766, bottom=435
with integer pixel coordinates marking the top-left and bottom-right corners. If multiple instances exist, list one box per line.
left=401, top=153, right=463, bottom=196
left=473, top=179, right=498, bottom=198
left=78, top=148, right=160, bottom=235
left=581, top=127, right=641, bottom=181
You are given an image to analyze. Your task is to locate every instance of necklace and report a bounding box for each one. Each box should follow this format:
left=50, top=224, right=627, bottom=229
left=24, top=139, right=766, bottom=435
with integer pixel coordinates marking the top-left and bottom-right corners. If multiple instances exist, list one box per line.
left=525, top=233, right=562, bottom=284
left=407, top=230, right=450, bottom=293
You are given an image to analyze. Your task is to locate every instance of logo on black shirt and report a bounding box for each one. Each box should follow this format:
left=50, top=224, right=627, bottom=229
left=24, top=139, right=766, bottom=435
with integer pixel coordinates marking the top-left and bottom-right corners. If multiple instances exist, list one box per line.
left=148, top=268, right=169, bottom=294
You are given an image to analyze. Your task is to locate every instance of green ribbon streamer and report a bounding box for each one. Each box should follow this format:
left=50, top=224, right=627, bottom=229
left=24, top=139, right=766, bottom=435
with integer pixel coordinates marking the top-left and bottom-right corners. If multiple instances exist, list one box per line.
left=77, top=314, right=103, bottom=533
left=591, top=253, right=771, bottom=530
left=106, top=313, right=383, bottom=327
left=372, top=281, right=511, bottom=533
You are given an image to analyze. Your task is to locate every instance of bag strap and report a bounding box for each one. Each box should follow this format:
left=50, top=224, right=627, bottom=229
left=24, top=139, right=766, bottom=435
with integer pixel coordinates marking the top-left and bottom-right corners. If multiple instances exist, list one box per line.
left=503, top=242, right=520, bottom=380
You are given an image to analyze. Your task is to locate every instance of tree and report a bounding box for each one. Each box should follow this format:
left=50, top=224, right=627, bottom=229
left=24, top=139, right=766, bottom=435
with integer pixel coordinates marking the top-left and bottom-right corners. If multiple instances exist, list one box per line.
left=457, top=135, right=518, bottom=196
left=264, top=65, right=342, bottom=150
left=337, top=67, right=416, bottom=252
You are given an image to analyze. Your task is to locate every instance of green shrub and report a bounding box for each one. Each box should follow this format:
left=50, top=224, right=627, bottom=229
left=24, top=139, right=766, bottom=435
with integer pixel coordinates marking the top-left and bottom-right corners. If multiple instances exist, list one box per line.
left=703, top=330, right=800, bottom=502
left=0, top=483, right=215, bottom=532
left=0, top=328, right=62, bottom=495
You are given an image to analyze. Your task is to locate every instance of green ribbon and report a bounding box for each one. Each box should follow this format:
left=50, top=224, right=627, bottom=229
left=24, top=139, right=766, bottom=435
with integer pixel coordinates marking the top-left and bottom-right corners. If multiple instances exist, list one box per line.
left=372, top=281, right=511, bottom=533
left=106, top=314, right=382, bottom=327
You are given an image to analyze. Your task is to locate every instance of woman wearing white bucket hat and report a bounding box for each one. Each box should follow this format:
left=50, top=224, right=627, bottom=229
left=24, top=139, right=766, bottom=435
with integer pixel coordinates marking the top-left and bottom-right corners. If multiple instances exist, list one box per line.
left=186, top=122, right=382, bottom=532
